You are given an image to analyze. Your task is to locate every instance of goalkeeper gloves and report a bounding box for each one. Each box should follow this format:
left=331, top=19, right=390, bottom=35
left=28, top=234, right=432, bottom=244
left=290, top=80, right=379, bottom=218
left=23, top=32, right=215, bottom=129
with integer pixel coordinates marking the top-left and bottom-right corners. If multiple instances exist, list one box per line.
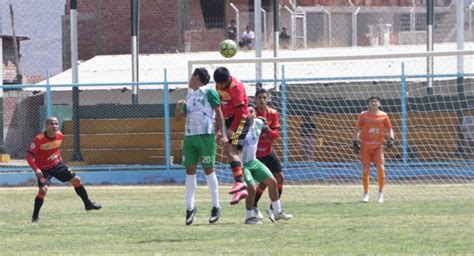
left=352, top=140, right=360, bottom=154
left=387, top=138, right=395, bottom=149
left=261, top=125, right=270, bottom=133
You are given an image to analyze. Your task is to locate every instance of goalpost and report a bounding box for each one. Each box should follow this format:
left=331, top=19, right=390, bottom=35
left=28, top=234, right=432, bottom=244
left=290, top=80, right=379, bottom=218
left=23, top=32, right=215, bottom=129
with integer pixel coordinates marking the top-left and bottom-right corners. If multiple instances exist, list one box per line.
left=188, top=49, right=474, bottom=199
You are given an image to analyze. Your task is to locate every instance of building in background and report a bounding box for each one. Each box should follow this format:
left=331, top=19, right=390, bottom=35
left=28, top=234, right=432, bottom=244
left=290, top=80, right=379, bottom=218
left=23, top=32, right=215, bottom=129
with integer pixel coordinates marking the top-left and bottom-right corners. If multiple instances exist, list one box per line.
left=61, top=0, right=457, bottom=71
left=1, top=35, right=29, bottom=85
left=60, top=0, right=276, bottom=70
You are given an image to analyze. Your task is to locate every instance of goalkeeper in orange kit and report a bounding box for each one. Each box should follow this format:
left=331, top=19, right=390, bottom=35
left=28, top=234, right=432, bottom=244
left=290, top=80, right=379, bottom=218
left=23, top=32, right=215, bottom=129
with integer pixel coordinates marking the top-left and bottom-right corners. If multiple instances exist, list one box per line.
left=352, top=96, right=394, bottom=203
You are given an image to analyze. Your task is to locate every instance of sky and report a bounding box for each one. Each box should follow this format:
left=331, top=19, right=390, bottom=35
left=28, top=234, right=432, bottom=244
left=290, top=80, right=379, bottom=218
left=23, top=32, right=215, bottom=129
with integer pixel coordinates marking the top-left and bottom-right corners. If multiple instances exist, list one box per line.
left=1, top=0, right=66, bottom=79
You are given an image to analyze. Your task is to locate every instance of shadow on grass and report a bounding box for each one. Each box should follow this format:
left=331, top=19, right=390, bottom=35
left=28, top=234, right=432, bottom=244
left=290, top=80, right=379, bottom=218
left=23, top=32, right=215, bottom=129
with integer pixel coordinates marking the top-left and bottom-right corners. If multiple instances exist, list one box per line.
left=332, top=201, right=361, bottom=205
left=137, top=238, right=203, bottom=244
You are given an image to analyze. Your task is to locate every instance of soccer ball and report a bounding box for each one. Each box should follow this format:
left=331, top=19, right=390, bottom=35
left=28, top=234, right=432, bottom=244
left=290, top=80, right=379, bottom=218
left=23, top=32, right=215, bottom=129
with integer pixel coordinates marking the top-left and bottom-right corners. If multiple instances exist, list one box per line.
left=219, top=39, right=237, bottom=58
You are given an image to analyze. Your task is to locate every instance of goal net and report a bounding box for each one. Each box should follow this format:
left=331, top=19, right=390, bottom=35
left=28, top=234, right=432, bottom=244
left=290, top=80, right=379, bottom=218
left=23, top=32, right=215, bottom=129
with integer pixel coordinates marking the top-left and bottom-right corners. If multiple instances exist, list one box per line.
left=188, top=46, right=474, bottom=199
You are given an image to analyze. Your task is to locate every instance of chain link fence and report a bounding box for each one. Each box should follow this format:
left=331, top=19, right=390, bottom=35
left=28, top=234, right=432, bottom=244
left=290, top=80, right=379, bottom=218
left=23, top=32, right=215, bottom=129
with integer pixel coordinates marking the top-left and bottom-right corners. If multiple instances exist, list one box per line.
left=226, top=1, right=473, bottom=50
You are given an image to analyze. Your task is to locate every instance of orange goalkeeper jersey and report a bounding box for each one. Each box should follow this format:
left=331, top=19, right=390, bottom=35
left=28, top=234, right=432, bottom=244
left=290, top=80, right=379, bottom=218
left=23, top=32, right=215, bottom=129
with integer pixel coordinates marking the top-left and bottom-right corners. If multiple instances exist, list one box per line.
left=357, top=110, right=392, bottom=149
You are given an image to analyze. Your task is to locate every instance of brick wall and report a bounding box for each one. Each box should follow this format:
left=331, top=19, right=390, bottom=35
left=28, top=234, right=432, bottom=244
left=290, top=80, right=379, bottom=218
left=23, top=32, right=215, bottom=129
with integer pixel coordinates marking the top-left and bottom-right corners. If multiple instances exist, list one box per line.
left=3, top=97, right=19, bottom=129
left=62, top=14, right=98, bottom=71
left=63, top=0, right=182, bottom=70
left=62, top=0, right=272, bottom=68
left=184, top=30, right=226, bottom=52
left=60, top=0, right=444, bottom=71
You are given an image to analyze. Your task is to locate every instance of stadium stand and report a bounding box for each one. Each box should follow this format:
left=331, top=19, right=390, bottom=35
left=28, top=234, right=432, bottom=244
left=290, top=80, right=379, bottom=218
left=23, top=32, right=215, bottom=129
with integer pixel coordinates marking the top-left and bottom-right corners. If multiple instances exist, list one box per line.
left=61, top=118, right=185, bottom=164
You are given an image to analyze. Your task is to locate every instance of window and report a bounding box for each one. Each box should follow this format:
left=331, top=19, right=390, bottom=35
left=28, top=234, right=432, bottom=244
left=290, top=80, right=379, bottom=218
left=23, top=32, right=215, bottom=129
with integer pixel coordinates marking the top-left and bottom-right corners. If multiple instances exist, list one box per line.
left=400, top=13, right=426, bottom=31
left=200, top=0, right=225, bottom=29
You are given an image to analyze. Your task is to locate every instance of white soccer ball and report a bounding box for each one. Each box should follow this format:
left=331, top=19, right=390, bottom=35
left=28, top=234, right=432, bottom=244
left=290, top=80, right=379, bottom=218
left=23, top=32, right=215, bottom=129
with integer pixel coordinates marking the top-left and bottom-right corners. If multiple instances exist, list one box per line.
left=219, top=39, right=237, bottom=58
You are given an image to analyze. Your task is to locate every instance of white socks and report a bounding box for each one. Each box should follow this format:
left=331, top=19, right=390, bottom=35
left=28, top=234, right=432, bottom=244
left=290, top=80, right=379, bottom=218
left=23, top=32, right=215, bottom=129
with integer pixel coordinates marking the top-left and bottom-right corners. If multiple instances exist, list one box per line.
left=271, top=200, right=282, bottom=214
left=206, top=172, right=220, bottom=208
left=246, top=209, right=255, bottom=219
left=187, top=172, right=220, bottom=210
left=185, top=174, right=196, bottom=210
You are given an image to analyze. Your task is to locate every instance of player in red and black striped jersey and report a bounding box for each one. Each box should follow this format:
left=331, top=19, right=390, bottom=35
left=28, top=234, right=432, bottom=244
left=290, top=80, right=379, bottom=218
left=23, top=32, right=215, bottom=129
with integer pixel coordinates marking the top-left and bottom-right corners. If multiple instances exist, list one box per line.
left=26, top=117, right=101, bottom=223
left=253, top=88, right=285, bottom=214
left=214, top=67, right=252, bottom=205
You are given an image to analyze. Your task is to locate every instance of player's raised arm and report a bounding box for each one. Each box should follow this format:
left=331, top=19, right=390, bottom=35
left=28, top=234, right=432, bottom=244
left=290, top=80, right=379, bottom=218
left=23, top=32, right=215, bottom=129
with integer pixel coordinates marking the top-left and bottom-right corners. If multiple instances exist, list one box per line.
left=228, top=102, right=247, bottom=133
left=175, top=99, right=186, bottom=121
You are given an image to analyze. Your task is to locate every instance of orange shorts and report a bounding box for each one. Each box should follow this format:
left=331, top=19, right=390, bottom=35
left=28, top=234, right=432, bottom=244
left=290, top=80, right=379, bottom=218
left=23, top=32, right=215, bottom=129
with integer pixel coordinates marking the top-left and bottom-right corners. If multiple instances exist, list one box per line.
left=360, top=146, right=384, bottom=165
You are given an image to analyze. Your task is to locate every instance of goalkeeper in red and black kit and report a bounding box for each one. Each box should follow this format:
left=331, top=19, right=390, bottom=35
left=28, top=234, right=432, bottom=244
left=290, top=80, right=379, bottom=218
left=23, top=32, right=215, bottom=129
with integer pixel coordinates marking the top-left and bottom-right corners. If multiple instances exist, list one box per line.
left=214, top=67, right=253, bottom=205
left=27, top=117, right=101, bottom=223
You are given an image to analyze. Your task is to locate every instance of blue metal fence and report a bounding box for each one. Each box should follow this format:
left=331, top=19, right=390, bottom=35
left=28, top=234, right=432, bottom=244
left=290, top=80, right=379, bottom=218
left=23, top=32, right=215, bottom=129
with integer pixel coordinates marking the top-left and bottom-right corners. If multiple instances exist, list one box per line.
left=0, top=65, right=473, bottom=185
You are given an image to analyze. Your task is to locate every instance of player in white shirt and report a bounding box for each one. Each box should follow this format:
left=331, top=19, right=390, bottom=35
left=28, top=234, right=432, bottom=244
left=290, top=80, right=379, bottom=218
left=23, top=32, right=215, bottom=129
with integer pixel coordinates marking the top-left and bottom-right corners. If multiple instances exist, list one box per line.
left=176, top=68, right=227, bottom=225
left=238, top=107, right=293, bottom=224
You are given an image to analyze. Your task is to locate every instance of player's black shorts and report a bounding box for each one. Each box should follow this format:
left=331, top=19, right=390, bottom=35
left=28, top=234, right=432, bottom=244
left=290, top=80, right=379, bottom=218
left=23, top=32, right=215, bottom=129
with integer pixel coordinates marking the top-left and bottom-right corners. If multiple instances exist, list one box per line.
left=257, top=150, right=283, bottom=173
left=225, top=116, right=252, bottom=151
left=38, top=162, right=77, bottom=187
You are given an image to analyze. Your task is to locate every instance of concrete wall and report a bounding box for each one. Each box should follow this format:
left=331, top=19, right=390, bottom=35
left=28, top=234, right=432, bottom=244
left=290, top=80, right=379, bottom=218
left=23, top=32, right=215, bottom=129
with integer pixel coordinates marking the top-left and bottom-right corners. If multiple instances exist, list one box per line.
left=1, top=37, right=20, bottom=83
left=3, top=92, right=42, bottom=158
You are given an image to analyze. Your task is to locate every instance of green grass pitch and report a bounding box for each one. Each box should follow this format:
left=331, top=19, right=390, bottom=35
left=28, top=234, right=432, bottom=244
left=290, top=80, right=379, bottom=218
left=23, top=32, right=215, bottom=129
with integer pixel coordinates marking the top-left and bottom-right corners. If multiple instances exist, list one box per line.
left=0, top=185, right=472, bottom=255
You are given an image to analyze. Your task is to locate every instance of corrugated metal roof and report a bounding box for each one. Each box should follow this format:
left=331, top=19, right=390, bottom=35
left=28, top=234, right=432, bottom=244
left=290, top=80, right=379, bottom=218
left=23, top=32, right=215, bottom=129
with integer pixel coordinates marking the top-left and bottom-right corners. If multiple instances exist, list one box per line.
left=37, top=42, right=474, bottom=90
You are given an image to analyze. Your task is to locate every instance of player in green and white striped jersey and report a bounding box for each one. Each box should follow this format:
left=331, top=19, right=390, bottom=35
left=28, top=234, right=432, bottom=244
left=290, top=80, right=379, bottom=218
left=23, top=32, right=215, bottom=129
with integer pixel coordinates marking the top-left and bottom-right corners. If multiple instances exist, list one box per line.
left=176, top=68, right=228, bottom=225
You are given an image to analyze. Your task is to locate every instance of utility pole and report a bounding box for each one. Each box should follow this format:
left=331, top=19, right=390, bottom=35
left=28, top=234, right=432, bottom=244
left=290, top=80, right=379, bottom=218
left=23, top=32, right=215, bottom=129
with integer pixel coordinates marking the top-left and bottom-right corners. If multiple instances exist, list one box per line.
left=71, top=0, right=83, bottom=161
left=426, top=0, right=434, bottom=95
left=456, top=0, right=466, bottom=154
left=254, top=0, right=262, bottom=83
left=131, top=0, right=139, bottom=104
left=273, top=0, right=279, bottom=90
left=0, top=7, right=10, bottom=162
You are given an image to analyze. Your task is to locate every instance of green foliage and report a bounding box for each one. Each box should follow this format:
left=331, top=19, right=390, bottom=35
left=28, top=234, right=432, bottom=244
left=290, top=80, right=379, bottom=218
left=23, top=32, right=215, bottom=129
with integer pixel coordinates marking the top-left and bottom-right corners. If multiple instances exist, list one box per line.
left=0, top=185, right=472, bottom=255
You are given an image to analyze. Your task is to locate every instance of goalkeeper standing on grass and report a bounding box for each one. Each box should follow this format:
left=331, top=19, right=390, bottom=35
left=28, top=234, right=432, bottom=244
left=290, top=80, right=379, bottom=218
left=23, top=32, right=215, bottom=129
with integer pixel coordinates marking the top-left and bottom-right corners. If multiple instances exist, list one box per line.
left=27, top=117, right=101, bottom=223
left=353, top=96, right=394, bottom=203
left=176, top=68, right=228, bottom=225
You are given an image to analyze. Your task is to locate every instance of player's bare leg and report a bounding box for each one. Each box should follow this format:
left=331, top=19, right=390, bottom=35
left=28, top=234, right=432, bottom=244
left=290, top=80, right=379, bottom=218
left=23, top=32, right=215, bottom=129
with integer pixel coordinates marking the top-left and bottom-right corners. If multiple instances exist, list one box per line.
left=262, top=177, right=292, bottom=222
left=255, top=169, right=284, bottom=208
left=244, top=184, right=261, bottom=224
